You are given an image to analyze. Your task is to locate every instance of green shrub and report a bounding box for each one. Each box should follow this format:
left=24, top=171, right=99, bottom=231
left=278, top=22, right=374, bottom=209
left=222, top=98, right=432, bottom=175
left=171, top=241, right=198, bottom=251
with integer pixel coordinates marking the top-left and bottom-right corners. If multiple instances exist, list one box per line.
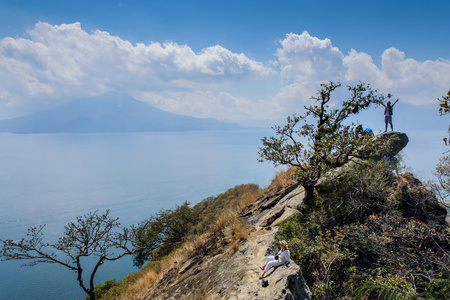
left=411, top=279, right=450, bottom=299
left=85, top=279, right=119, bottom=300
left=351, top=269, right=414, bottom=300
left=316, top=159, right=397, bottom=226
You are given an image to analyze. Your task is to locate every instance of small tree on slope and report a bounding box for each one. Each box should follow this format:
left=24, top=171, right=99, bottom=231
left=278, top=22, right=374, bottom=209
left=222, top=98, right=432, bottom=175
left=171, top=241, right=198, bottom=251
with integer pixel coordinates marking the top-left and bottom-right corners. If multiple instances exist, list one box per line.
left=0, top=210, right=142, bottom=300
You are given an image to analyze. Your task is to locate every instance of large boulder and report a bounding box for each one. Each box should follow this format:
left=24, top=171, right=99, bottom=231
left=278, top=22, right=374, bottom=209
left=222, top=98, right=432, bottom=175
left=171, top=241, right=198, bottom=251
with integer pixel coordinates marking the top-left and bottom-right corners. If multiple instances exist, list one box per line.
left=364, top=131, right=409, bottom=161
left=396, top=173, right=448, bottom=225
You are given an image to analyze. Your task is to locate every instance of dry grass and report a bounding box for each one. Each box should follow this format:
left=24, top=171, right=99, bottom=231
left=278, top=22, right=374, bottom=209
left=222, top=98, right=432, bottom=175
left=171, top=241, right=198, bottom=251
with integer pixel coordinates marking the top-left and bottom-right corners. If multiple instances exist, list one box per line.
left=238, top=190, right=260, bottom=211
left=213, top=209, right=238, bottom=231
left=267, top=167, right=297, bottom=193
left=231, top=219, right=250, bottom=242
left=113, top=185, right=263, bottom=300
left=117, top=233, right=212, bottom=300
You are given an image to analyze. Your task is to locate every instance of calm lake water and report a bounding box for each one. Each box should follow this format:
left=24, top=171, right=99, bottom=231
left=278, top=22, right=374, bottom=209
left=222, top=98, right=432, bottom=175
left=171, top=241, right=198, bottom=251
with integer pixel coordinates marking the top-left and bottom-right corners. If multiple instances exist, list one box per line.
left=0, top=130, right=277, bottom=300
left=0, top=129, right=446, bottom=299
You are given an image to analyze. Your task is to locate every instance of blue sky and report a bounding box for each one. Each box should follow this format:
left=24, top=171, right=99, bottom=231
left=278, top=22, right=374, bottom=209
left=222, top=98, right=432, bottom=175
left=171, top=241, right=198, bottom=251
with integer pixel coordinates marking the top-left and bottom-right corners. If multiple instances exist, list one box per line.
left=0, top=0, right=449, bottom=122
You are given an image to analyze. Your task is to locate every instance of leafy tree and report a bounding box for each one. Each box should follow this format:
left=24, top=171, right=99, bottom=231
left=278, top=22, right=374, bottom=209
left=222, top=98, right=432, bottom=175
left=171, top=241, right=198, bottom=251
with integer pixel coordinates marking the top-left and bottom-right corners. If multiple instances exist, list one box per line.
left=258, top=81, right=390, bottom=207
left=0, top=210, right=141, bottom=300
left=437, top=90, right=450, bottom=146
left=438, top=90, right=450, bottom=116
left=132, top=201, right=199, bottom=267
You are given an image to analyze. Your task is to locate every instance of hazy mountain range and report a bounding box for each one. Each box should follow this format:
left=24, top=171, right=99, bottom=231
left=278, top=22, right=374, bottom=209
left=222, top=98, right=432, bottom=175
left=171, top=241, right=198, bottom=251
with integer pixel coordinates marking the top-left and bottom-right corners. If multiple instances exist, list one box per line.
left=0, top=94, right=244, bottom=134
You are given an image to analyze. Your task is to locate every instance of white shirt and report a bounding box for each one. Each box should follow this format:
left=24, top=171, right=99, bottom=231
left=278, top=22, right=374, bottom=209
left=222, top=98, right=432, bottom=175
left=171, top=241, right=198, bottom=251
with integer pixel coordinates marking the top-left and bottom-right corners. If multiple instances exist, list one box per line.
left=277, top=249, right=290, bottom=264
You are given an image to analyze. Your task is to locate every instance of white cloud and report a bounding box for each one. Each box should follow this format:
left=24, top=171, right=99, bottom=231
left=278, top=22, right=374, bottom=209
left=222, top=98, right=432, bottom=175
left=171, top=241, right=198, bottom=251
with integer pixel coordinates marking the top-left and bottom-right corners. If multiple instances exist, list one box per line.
left=276, top=31, right=345, bottom=85
left=137, top=90, right=280, bottom=120
left=1, top=24, right=450, bottom=121
left=275, top=32, right=450, bottom=109
left=0, top=22, right=274, bottom=118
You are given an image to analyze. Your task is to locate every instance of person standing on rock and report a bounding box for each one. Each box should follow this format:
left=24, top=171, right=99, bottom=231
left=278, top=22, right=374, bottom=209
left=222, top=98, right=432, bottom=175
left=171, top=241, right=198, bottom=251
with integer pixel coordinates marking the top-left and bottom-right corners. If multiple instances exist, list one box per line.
left=259, top=240, right=290, bottom=279
left=382, top=99, right=399, bottom=132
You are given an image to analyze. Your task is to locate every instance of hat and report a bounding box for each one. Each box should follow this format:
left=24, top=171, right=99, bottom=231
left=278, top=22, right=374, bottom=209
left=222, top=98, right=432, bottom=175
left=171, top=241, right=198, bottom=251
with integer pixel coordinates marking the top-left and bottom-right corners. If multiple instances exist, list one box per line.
left=279, top=240, right=288, bottom=247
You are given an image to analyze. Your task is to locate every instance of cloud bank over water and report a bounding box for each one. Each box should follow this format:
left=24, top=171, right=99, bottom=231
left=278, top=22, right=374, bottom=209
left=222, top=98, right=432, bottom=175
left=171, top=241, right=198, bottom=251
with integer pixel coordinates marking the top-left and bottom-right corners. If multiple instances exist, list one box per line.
left=1, top=23, right=449, bottom=120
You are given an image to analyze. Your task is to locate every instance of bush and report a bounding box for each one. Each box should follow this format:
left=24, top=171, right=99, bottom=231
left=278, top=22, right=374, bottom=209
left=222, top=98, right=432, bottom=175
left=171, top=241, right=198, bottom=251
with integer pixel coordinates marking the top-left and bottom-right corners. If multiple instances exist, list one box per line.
left=85, top=279, right=119, bottom=299
left=315, top=159, right=397, bottom=226
left=411, top=279, right=450, bottom=299
left=132, top=201, right=200, bottom=267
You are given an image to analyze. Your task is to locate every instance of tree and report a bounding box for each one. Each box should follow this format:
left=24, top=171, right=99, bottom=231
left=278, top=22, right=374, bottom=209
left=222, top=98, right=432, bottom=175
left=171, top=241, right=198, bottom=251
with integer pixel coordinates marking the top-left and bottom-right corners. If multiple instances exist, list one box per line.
left=132, top=201, right=199, bottom=267
left=431, top=155, right=450, bottom=209
left=0, top=210, right=141, bottom=300
left=438, top=90, right=450, bottom=116
left=258, top=81, right=390, bottom=207
left=434, top=89, right=450, bottom=206
left=437, top=90, right=450, bottom=146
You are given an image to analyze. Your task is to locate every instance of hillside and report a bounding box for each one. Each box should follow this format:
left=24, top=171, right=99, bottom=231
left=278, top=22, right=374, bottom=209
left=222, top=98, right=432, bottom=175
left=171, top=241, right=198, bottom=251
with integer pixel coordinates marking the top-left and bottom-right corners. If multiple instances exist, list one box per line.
left=0, top=94, right=243, bottom=133
left=94, top=131, right=449, bottom=300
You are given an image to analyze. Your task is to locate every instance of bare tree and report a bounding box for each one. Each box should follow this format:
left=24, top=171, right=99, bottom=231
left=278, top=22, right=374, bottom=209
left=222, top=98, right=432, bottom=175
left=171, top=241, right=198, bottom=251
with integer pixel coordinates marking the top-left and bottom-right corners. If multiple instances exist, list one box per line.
left=431, top=155, right=450, bottom=209
left=0, top=210, right=141, bottom=300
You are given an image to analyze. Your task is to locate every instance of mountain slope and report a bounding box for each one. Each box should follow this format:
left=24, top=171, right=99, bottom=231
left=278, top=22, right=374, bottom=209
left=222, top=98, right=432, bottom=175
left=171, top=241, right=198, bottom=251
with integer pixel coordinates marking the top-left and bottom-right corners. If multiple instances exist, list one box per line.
left=0, top=94, right=243, bottom=133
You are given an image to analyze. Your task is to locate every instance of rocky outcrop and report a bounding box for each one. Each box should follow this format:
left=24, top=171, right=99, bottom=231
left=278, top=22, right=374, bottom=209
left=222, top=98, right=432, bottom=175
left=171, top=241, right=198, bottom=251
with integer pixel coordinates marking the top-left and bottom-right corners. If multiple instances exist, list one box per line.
left=396, top=173, right=448, bottom=225
left=241, top=185, right=305, bottom=229
left=141, top=131, right=426, bottom=300
left=366, top=131, right=409, bottom=160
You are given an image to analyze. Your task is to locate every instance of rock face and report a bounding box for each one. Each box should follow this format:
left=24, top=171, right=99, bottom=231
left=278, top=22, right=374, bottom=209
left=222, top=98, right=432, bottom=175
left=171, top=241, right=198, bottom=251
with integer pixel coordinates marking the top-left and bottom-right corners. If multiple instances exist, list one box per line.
left=144, top=185, right=311, bottom=300
left=368, top=131, right=409, bottom=160
left=241, top=185, right=305, bottom=229
left=396, top=173, right=448, bottom=225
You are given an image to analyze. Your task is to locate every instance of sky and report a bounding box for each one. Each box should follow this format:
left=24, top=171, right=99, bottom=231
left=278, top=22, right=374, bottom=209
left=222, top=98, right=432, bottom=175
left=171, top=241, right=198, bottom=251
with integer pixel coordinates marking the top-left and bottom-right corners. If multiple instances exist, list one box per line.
left=0, top=0, right=449, bottom=122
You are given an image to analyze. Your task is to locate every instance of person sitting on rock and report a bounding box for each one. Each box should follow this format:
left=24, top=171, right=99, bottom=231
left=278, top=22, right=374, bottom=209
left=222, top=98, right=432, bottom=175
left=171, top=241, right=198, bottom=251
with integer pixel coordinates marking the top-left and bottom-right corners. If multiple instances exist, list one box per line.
left=259, top=240, right=290, bottom=279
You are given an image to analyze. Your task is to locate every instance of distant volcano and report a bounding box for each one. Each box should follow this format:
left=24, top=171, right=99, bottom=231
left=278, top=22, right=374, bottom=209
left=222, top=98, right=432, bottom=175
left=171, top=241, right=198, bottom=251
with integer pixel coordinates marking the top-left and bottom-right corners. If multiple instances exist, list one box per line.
left=0, top=94, right=243, bottom=134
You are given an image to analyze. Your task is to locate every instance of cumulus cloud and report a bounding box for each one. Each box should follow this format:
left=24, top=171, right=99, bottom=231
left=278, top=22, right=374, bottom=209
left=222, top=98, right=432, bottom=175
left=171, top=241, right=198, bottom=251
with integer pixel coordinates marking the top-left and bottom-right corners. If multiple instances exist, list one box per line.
left=275, top=31, right=450, bottom=108
left=0, top=22, right=274, bottom=118
left=276, top=31, right=345, bottom=85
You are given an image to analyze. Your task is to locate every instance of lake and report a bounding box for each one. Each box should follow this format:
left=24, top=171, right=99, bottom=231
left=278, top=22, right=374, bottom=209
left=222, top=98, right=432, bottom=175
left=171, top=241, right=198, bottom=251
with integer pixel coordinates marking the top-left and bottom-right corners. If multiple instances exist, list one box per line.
left=0, top=130, right=278, bottom=300
left=0, top=129, right=446, bottom=299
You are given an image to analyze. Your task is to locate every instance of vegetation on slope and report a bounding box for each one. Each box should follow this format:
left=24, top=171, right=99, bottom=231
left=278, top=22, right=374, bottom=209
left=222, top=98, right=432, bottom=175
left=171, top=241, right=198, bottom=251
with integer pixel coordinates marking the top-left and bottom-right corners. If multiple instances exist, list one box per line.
left=91, top=183, right=263, bottom=299
left=90, top=158, right=450, bottom=300
left=276, top=159, right=450, bottom=299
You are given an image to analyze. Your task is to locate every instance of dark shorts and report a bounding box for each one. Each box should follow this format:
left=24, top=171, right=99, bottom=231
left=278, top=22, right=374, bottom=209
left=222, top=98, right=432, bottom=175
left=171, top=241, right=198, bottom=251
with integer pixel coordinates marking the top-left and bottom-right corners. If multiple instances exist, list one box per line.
left=385, top=116, right=392, bottom=124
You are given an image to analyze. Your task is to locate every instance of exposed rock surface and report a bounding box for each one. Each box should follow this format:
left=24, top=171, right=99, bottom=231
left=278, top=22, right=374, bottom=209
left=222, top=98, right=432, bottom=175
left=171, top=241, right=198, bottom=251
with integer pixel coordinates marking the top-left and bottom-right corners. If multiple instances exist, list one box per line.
left=367, top=131, right=409, bottom=160
left=241, top=185, right=305, bottom=229
left=396, top=173, right=448, bottom=225
left=144, top=185, right=311, bottom=300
